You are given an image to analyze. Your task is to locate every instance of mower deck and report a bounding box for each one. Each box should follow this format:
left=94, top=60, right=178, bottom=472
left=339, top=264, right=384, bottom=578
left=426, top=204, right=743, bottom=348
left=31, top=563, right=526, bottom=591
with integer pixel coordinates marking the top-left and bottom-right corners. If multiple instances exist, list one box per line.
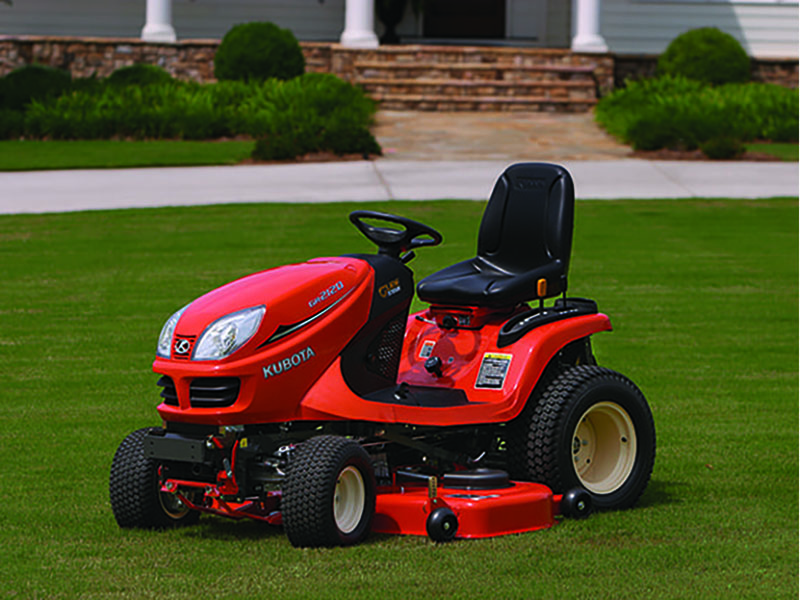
left=163, top=475, right=562, bottom=540
left=373, top=480, right=561, bottom=539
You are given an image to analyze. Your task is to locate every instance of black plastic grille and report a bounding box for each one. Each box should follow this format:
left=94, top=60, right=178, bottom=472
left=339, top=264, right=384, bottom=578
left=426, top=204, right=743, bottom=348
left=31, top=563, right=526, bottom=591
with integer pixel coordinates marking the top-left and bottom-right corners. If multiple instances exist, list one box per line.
left=366, top=313, right=406, bottom=381
left=189, top=377, right=240, bottom=408
left=157, top=375, right=179, bottom=406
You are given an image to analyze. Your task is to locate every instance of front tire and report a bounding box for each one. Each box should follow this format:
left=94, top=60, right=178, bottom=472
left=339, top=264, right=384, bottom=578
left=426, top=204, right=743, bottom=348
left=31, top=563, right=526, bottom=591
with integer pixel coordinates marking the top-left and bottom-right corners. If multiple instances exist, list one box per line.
left=109, top=427, right=200, bottom=529
left=282, top=435, right=376, bottom=548
left=517, top=366, right=655, bottom=510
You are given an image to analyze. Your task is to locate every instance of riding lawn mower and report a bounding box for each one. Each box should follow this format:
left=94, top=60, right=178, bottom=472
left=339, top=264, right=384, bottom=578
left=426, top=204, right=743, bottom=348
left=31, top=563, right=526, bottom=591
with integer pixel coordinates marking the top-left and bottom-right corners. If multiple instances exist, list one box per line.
left=109, top=162, right=656, bottom=546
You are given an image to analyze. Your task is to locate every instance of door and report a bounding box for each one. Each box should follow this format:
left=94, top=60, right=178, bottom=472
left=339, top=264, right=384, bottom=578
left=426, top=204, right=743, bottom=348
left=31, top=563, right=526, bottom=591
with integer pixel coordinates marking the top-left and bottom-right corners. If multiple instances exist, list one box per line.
left=422, top=0, right=506, bottom=39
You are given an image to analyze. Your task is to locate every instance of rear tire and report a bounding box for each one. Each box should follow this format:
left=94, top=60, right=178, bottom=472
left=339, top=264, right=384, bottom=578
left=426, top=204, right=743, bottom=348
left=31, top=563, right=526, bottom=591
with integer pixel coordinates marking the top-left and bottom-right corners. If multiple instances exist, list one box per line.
left=282, top=435, right=376, bottom=548
left=512, top=365, right=655, bottom=510
left=109, top=427, right=200, bottom=528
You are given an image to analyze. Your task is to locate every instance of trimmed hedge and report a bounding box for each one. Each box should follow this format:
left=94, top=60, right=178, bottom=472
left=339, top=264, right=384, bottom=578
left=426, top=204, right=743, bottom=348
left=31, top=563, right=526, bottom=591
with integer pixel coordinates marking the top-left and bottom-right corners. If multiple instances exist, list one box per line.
left=214, top=22, right=305, bottom=82
left=595, top=75, right=798, bottom=154
left=657, top=27, right=750, bottom=86
left=107, top=64, right=174, bottom=87
left=0, top=64, right=72, bottom=111
left=18, top=73, right=380, bottom=159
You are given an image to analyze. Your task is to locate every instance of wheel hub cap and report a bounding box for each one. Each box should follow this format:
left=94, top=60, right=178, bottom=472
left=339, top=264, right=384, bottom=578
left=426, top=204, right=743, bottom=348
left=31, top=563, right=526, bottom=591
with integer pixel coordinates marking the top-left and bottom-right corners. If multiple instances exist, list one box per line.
left=572, top=401, right=637, bottom=495
left=333, top=466, right=365, bottom=534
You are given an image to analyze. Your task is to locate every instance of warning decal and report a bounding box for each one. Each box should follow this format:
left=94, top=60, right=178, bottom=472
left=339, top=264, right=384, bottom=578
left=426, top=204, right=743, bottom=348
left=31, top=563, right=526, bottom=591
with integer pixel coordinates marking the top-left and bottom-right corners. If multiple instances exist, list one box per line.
left=419, top=340, right=436, bottom=359
left=475, top=353, right=513, bottom=389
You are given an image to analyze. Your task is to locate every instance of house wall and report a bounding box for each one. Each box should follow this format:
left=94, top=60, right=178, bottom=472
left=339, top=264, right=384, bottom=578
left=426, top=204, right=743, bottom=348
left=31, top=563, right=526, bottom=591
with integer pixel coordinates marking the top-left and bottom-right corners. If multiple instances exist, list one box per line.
left=602, top=0, right=799, bottom=58
left=0, top=0, right=346, bottom=41
left=1, top=0, right=795, bottom=58
left=544, top=0, right=571, bottom=47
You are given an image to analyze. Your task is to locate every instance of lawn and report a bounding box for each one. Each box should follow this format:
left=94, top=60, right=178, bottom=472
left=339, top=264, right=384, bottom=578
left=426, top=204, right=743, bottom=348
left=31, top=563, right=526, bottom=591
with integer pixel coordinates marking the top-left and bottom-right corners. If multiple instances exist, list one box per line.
left=0, top=198, right=796, bottom=599
left=0, top=140, right=255, bottom=171
left=746, top=142, right=799, bottom=162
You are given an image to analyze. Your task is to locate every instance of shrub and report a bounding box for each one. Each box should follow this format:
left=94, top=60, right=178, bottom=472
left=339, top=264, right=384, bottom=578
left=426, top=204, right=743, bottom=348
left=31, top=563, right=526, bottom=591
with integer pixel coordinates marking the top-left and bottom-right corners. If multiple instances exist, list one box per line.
left=700, top=136, right=745, bottom=160
left=595, top=75, right=798, bottom=154
left=214, top=22, right=305, bottom=82
left=107, top=64, right=174, bottom=87
left=0, top=109, right=24, bottom=139
left=0, top=64, right=71, bottom=110
left=23, top=72, right=381, bottom=160
left=251, top=131, right=305, bottom=161
left=657, top=27, right=750, bottom=85
left=321, top=125, right=382, bottom=156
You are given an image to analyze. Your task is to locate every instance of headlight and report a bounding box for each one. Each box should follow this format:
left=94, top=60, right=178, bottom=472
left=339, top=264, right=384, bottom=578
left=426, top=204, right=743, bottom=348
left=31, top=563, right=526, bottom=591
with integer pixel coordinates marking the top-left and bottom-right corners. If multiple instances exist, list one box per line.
left=156, top=305, right=189, bottom=358
left=193, top=305, right=266, bottom=361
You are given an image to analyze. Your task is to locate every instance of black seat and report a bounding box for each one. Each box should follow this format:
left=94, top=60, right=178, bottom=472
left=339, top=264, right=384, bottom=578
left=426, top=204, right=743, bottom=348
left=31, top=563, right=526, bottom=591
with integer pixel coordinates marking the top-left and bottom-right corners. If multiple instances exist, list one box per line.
left=417, top=163, right=574, bottom=308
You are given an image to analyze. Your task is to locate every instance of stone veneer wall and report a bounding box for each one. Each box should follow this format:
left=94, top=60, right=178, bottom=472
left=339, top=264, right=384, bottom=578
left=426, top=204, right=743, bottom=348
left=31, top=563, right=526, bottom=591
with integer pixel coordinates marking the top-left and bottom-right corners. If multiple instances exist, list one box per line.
left=0, top=35, right=336, bottom=81
left=0, top=35, right=795, bottom=91
left=614, top=54, right=799, bottom=89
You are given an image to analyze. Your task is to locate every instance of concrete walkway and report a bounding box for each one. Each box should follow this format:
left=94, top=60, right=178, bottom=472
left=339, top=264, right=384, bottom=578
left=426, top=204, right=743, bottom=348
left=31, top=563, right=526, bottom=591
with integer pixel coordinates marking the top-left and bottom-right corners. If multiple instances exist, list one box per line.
left=0, top=159, right=796, bottom=214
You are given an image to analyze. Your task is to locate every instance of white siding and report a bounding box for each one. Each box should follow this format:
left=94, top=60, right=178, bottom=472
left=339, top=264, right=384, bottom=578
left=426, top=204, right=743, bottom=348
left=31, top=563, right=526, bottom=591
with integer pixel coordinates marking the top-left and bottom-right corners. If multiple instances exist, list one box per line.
left=1, top=0, right=795, bottom=58
left=507, top=0, right=547, bottom=42
left=602, top=0, right=799, bottom=57
left=0, top=0, right=347, bottom=41
left=0, top=0, right=144, bottom=37
left=172, top=0, right=346, bottom=41
left=543, top=0, right=571, bottom=46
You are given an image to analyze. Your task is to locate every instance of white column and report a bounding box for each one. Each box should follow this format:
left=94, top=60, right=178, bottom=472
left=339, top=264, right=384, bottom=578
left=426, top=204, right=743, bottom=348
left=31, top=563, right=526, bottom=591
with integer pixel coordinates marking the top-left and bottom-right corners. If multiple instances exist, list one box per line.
left=141, top=0, right=176, bottom=43
left=571, top=0, right=608, bottom=53
left=340, top=0, right=379, bottom=48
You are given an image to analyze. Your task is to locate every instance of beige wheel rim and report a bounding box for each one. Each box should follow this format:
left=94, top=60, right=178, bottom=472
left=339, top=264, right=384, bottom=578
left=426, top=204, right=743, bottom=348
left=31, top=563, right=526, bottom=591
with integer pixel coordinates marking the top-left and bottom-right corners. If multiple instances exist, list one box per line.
left=333, top=466, right=365, bottom=534
left=571, top=401, right=637, bottom=495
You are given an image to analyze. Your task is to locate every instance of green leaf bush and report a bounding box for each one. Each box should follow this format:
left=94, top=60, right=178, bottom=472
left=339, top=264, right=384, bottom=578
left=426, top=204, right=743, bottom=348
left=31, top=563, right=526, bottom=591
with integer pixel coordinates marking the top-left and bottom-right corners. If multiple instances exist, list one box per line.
left=595, top=75, right=798, bottom=155
left=0, top=108, right=24, bottom=139
left=214, top=22, right=305, bottom=82
left=0, top=64, right=72, bottom=110
left=658, top=27, right=751, bottom=85
left=18, top=73, right=380, bottom=159
left=107, top=64, right=174, bottom=87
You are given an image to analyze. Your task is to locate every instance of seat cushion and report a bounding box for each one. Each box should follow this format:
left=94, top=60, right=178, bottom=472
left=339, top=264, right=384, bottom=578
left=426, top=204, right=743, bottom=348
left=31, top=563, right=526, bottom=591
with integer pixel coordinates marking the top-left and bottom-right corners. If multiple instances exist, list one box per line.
left=417, top=257, right=564, bottom=308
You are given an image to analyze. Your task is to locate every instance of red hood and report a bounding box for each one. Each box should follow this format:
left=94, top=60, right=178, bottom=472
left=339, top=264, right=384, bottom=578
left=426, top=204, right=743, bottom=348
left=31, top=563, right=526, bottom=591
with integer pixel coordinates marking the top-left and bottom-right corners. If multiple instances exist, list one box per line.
left=174, top=257, right=371, bottom=345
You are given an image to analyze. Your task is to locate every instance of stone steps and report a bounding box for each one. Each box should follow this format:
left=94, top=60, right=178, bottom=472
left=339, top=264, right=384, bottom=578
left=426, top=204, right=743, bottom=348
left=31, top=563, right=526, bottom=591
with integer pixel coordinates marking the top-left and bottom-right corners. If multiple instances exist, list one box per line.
left=372, top=93, right=596, bottom=112
left=356, top=77, right=595, bottom=96
left=344, top=46, right=607, bottom=112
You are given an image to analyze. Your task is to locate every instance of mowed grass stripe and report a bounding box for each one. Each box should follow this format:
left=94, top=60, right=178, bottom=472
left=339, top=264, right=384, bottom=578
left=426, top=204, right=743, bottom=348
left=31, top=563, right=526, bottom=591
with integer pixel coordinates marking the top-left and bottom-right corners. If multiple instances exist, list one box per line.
left=0, top=199, right=796, bottom=599
left=0, top=140, right=255, bottom=171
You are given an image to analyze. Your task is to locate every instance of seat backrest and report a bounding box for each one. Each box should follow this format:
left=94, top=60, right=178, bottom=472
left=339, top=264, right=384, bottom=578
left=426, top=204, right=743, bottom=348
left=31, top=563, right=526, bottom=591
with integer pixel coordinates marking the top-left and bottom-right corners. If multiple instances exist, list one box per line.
left=477, top=162, right=574, bottom=294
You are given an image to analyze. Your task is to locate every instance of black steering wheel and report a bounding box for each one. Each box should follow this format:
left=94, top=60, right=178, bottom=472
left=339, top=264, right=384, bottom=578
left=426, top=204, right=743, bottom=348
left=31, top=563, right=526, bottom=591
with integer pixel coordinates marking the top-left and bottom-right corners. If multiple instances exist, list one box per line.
left=349, top=210, right=443, bottom=259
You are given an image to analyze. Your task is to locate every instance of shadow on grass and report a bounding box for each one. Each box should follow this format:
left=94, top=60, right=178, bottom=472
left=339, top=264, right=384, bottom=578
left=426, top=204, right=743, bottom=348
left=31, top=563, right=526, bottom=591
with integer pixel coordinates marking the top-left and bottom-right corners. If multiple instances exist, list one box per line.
left=636, top=479, right=687, bottom=510
left=180, top=515, right=285, bottom=541
left=163, top=478, right=684, bottom=546
left=176, top=515, right=416, bottom=547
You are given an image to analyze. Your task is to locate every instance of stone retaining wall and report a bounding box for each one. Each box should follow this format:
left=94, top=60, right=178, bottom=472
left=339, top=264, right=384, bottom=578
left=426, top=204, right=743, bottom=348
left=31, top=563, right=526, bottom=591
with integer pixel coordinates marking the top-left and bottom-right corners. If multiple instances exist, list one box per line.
left=0, top=35, right=795, bottom=91
left=614, top=54, right=798, bottom=88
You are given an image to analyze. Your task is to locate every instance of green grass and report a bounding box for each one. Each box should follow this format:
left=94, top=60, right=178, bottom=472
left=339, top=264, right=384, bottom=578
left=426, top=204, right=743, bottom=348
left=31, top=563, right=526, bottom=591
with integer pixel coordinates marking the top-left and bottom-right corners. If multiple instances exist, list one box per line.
left=746, top=142, right=799, bottom=162
left=0, top=140, right=255, bottom=171
left=0, top=199, right=796, bottom=599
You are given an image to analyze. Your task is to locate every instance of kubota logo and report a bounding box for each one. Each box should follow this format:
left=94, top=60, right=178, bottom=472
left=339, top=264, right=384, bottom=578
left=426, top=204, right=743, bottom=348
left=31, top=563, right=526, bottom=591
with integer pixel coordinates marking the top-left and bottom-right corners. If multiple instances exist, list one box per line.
left=262, top=346, right=316, bottom=379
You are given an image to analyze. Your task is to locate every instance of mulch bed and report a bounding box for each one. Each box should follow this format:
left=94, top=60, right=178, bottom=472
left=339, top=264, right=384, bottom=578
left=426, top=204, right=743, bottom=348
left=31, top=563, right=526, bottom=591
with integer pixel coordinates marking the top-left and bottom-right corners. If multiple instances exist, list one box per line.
left=241, top=151, right=377, bottom=165
left=630, top=148, right=780, bottom=161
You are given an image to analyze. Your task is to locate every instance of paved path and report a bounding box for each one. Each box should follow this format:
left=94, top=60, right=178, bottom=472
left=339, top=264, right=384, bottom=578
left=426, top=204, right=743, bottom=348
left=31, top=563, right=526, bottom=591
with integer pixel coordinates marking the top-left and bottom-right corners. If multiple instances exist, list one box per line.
left=0, top=159, right=796, bottom=214
left=373, top=111, right=631, bottom=161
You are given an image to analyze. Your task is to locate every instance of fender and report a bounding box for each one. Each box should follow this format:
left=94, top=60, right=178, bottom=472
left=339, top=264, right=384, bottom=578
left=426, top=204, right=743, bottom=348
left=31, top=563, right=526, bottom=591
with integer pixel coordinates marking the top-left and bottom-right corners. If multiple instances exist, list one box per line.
left=299, top=310, right=612, bottom=426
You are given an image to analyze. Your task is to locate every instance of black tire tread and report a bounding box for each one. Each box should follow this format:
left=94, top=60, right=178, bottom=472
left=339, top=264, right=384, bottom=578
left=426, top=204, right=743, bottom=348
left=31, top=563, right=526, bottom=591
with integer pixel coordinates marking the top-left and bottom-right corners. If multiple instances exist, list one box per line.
left=282, top=435, right=375, bottom=548
left=109, top=427, right=199, bottom=529
left=530, top=365, right=655, bottom=509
